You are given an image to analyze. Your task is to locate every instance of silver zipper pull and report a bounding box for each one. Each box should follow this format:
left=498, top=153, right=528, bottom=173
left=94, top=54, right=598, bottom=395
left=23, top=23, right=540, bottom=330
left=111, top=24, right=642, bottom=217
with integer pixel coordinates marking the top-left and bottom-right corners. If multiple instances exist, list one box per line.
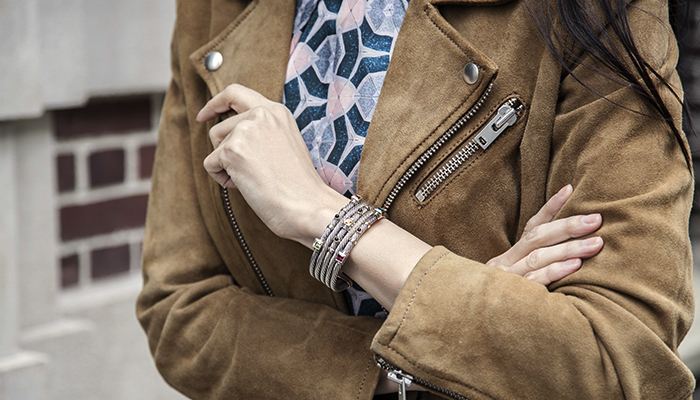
left=387, top=369, right=413, bottom=400
left=474, top=99, right=523, bottom=150
left=414, top=98, right=524, bottom=203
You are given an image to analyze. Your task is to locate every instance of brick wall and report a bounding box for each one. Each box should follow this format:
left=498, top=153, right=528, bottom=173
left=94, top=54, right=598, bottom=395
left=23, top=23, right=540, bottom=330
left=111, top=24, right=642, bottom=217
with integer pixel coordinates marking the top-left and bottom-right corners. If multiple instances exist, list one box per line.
left=53, top=94, right=162, bottom=289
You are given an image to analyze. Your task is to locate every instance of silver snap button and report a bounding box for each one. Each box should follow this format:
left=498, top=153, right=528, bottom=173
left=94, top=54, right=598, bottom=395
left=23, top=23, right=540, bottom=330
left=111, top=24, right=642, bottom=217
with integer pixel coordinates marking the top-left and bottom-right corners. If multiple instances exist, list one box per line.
left=205, top=51, right=223, bottom=71
left=463, top=62, right=479, bottom=85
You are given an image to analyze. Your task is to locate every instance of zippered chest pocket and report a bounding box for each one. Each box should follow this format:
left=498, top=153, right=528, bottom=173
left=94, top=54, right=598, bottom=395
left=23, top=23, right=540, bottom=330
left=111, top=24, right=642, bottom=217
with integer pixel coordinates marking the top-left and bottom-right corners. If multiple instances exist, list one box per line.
left=413, top=97, right=525, bottom=204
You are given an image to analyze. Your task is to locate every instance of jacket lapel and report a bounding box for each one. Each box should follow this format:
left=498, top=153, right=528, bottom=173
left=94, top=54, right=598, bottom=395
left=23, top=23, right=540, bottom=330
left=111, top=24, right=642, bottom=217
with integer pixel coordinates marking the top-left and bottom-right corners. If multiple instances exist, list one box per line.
left=189, top=0, right=502, bottom=211
left=357, top=0, right=498, bottom=206
left=189, top=0, right=296, bottom=102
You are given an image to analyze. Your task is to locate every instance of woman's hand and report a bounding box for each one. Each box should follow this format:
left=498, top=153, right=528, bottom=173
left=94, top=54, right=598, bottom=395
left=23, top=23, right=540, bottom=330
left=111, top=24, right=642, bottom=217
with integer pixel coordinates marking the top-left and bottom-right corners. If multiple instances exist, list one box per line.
left=198, top=84, right=347, bottom=245
left=486, top=184, right=603, bottom=285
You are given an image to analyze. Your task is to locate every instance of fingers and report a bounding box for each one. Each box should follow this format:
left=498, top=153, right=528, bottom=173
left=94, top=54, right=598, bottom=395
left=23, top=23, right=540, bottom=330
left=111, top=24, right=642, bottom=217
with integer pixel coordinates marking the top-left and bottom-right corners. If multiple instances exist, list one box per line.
left=203, top=148, right=236, bottom=189
left=203, top=85, right=298, bottom=149
left=496, top=213, right=602, bottom=268
left=508, top=236, right=604, bottom=278
left=523, top=258, right=582, bottom=286
left=523, top=184, right=573, bottom=232
left=485, top=184, right=605, bottom=285
left=493, top=184, right=574, bottom=267
left=204, top=124, right=247, bottom=189
left=196, top=84, right=271, bottom=122
left=208, top=112, right=248, bottom=148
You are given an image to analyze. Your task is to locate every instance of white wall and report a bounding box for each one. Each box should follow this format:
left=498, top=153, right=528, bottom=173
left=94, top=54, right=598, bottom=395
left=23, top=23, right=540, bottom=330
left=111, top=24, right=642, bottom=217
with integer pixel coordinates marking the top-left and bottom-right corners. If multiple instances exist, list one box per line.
left=0, top=0, right=174, bottom=119
left=0, top=0, right=185, bottom=399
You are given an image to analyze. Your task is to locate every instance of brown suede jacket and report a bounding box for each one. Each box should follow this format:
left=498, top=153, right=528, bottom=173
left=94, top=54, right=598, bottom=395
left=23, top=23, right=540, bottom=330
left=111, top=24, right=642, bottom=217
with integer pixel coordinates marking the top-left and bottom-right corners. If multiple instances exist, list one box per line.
left=136, top=0, right=696, bottom=398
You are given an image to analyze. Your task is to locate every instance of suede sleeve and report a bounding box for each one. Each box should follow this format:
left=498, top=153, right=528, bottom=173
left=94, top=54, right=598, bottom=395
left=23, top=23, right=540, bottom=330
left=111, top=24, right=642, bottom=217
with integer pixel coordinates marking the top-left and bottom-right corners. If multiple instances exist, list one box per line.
left=371, top=9, right=695, bottom=400
left=135, top=16, right=385, bottom=400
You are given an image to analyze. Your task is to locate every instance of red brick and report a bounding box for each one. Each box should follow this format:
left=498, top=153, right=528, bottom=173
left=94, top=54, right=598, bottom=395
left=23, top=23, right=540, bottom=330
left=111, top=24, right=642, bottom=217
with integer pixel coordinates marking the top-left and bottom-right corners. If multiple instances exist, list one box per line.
left=61, top=254, right=80, bottom=288
left=91, top=244, right=130, bottom=279
left=89, top=148, right=125, bottom=187
left=60, top=194, right=148, bottom=241
left=57, top=154, right=75, bottom=193
left=139, top=144, right=157, bottom=179
left=54, top=96, right=151, bottom=140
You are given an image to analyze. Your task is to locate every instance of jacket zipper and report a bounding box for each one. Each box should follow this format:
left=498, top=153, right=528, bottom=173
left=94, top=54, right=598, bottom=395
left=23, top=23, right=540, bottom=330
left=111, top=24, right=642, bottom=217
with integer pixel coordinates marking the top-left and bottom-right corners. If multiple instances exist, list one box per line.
left=415, top=97, right=524, bottom=203
left=380, top=82, right=494, bottom=213
left=221, top=186, right=275, bottom=297
left=377, top=357, right=470, bottom=400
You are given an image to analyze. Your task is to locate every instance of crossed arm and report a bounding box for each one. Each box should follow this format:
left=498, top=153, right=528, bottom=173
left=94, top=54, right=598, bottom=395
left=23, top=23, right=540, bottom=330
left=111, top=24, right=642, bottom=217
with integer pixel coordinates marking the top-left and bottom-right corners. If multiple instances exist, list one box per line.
left=197, top=83, right=604, bottom=310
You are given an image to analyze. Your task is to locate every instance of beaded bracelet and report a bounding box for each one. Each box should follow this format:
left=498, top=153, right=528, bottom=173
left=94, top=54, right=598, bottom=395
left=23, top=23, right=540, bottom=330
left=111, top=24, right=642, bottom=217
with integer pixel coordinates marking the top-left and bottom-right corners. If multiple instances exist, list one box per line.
left=324, top=210, right=379, bottom=289
left=309, top=196, right=384, bottom=291
left=314, top=200, right=368, bottom=279
left=318, top=202, right=371, bottom=285
left=309, top=196, right=362, bottom=281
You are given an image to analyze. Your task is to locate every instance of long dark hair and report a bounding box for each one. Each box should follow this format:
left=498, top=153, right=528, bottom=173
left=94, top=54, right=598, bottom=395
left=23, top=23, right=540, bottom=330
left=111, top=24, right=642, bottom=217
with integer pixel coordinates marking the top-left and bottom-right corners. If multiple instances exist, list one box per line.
left=527, top=0, right=692, bottom=165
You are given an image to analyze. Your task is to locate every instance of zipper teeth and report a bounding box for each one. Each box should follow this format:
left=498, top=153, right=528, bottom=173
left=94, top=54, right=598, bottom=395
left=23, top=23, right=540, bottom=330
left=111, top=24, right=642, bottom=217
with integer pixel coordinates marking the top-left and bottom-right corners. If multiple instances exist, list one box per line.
left=412, top=377, right=469, bottom=400
left=381, top=82, right=494, bottom=213
left=376, top=357, right=470, bottom=400
left=418, top=141, right=480, bottom=199
left=221, top=186, right=274, bottom=297
left=416, top=97, right=521, bottom=202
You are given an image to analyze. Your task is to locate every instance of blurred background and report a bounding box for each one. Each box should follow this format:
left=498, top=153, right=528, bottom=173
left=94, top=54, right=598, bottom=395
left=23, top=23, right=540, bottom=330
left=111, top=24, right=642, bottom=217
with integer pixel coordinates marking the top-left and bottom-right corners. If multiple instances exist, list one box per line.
left=1, top=0, right=700, bottom=399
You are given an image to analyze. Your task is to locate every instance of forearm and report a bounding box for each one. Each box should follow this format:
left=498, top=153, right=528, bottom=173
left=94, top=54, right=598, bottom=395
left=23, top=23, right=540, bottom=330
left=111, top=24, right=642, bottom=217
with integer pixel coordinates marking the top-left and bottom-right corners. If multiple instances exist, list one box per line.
left=372, top=243, right=694, bottom=400
left=295, top=186, right=432, bottom=311
left=295, top=184, right=599, bottom=312
left=342, top=219, right=432, bottom=310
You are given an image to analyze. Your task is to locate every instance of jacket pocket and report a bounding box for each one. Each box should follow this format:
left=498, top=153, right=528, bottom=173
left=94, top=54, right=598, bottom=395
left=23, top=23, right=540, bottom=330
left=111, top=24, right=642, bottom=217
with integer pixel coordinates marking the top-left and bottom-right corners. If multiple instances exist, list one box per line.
left=413, top=96, right=526, bottom=205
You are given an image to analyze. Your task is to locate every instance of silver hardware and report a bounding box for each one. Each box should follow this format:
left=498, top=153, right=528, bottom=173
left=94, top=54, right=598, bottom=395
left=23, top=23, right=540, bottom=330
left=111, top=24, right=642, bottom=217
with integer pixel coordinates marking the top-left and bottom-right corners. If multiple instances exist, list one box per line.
left=221, top=187, right=274, bottom=296
left=415, top=98, right=523, bottom=202
left=377, top=357, right=469, bottom=400
left=474, top=99, right=521, bottom=150
left=462, top=62, right=479, bottom=84
left=415, top=142, right=479, bottom=202
left=205, top=51, right=223, bottom=71
left=387, top=370, right=413, bottom=400
left=381, top=82, right=494, bottom=213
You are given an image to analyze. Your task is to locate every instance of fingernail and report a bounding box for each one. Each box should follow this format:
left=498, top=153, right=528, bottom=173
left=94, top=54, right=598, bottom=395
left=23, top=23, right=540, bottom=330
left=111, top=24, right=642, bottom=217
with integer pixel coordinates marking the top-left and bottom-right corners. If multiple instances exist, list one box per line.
left=564, top=258, right=580, bottom=267
left=582, top=237, right=601, bottom=247
left=196, top=109, right=205, bottom=122
left=556, top=184, right=572, bottom=198
left=582, top=214, right=600, bottom=224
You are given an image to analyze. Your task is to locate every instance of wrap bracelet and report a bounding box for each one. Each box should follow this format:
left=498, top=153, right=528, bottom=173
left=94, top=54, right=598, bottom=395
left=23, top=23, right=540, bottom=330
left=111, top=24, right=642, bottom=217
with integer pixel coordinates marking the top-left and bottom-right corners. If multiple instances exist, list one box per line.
left=309, top=196, right=362, bottom=282
left=309, top=196, right=384, bottom=291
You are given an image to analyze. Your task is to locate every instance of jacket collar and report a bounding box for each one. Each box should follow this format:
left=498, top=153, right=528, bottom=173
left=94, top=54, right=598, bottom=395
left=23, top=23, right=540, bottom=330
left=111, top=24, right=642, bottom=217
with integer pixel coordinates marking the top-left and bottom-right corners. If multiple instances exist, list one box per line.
left=357, top=0, right=498, bottom=206
left=190, top=0, right=499, bottom=207
left=189, top=0, right=296, bottom=102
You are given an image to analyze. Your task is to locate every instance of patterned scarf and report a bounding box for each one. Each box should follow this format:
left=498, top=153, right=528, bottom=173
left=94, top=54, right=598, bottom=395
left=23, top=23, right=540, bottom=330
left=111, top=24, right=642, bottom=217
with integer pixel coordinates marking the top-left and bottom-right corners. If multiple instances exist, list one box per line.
left=283, top=0, right=408, bottom=317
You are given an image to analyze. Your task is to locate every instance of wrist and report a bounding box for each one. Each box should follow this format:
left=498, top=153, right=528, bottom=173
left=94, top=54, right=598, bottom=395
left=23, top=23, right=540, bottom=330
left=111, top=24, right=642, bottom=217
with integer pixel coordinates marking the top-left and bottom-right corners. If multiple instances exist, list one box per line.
left=291, top=185, right=348, bottom=249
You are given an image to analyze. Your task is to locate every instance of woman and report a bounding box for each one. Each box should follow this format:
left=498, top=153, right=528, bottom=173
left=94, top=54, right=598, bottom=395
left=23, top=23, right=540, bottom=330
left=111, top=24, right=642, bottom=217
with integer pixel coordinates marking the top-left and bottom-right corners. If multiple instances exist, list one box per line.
left=137, top=0, right=695, bottom=398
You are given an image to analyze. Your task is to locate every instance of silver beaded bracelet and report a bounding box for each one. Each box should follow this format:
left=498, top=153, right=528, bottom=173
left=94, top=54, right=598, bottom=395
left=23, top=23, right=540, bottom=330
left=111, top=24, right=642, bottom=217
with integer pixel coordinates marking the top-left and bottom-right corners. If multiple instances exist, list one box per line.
left=309, top=196, right=384, bottom=291
left=309, top=196, right=362, bottom=282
